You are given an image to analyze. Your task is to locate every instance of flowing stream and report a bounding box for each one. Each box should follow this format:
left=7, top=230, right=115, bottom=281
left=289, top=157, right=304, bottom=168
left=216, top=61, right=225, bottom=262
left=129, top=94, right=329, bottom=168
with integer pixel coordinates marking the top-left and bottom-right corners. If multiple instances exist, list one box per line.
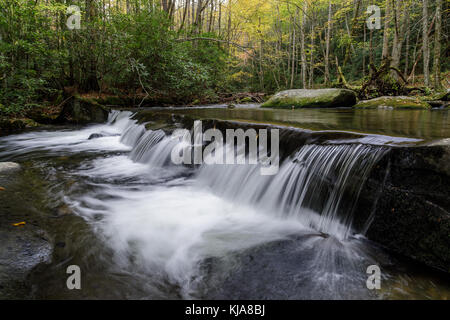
left=0, top=110, right=449, bottom=299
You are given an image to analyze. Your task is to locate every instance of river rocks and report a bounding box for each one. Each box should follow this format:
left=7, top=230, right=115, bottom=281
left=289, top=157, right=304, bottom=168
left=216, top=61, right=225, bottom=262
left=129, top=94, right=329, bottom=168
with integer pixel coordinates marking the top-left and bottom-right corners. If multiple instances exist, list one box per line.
left=0, top=162, right=20, bottom=174
left=88, top=133, right=105, bottom=140
left=355, top=145, right=450, bottom=273
left=88, top=132, right=121, bottom=140
left=261, top=89, right=357, bottom=109
left=57, top=96, right=109, bottom=124
left=0, top=225, right=53, bottom=299
left=354, top=96, right=432, bottom=109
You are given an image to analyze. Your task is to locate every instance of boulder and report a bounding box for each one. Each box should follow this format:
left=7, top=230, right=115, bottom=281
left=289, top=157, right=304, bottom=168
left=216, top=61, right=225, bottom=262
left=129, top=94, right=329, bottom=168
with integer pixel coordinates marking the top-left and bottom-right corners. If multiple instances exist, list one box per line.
left=355, top=144, right=450, bottom=273
left=261, top=89, right=357, bottom=109
left=0, top=162, right=20, bottom=174
left=354, top=96, right=432, bottom=109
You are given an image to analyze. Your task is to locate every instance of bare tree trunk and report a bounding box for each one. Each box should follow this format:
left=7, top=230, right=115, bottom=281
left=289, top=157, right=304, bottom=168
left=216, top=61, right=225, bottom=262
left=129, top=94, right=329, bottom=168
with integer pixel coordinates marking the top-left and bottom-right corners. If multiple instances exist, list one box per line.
left=382, top=0, right=391, bottom=60
left=300, top=2, right=307, bottom=89
left=324, top=0, right=332, bottom=85
left=390, top=0, right=407, bottom=79
left=290, top=13, right=297, bottom=89
left=423, top=0, right=430, bottom=87
left=259, top=17, right=264, bottom=90
left=404, top=9, right=410, bottom=76
left=309, top=19, right=315, bottom=88
left=433, top=0, right=442, bottom=89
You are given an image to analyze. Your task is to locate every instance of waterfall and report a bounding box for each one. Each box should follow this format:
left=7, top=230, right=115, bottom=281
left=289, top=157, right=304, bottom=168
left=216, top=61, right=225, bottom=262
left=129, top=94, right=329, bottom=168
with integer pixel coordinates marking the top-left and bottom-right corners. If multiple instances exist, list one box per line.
left=113, top=112, right=387, bottom=240
left=197, top=144, right=386, bottom=239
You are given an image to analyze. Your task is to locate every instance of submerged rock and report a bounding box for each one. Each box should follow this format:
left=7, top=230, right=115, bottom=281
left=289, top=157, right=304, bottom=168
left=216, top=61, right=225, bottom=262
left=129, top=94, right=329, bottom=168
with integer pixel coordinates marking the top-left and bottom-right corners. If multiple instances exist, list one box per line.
left=0, top=162, right=20, bottom=174
left=88, top=132, right=121, bottom=140
left=354, top=96, right=432, bottom=109
left=88, top=133, right=104, bottom=140
left=0, top=226, right=53, bottom=299
left=261, top=88, right=357, bottom=109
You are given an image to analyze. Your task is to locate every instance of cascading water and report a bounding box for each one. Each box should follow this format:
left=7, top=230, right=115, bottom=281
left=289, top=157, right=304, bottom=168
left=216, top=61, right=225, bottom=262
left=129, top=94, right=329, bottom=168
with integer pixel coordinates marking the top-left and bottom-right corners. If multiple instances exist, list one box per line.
left=2, top=110, right=426, bottom=300
left=197, top=144, right=387, bottom=240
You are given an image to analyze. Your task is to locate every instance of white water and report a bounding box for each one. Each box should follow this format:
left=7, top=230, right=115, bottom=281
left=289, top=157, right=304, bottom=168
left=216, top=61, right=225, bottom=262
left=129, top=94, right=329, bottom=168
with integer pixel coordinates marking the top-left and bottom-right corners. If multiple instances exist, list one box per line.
left=0, top=111, right=389, bottom=298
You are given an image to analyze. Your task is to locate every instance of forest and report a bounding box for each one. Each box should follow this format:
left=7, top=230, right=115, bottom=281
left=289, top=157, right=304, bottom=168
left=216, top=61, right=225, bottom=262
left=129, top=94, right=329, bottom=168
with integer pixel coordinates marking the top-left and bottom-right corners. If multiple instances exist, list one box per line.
left=1, top=0, right=450, bottom=302
left=0, top=0, right=448, bottom=116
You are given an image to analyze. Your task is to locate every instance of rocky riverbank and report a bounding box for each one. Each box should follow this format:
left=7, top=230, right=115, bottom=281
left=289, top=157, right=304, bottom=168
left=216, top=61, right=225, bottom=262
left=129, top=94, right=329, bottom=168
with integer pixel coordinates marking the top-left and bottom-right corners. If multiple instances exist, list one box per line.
left=0, top=162, right=53, bottom=299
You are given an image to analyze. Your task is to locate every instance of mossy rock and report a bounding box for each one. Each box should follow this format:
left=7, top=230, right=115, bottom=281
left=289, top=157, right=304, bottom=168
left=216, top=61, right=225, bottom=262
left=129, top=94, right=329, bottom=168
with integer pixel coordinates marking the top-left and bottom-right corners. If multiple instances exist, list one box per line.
left=261, top=89, right=357, bottom=109
left=354, top=96, right=432, bottom=109
left=239, top=97, right=254, bottom=103
left=432, top=90, right=450, bottom=102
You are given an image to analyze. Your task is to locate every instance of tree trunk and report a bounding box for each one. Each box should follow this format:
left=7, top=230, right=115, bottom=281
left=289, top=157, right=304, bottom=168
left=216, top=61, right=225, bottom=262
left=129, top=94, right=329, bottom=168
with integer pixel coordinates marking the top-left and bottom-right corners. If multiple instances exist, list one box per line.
left=324, top=0, right=332, bottom=85
left=300, top=2, right=307, bottom=89
left=423, top=0, right=430, bottom=87
left=382, top=0, right=391, bottom=60
left=433, top=0, right=442, bottom=89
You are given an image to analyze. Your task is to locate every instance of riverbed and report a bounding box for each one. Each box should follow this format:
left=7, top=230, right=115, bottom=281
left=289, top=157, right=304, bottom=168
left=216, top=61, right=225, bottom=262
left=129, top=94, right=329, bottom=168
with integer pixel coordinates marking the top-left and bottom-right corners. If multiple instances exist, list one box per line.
left=0, top=106, right=449, bottom=299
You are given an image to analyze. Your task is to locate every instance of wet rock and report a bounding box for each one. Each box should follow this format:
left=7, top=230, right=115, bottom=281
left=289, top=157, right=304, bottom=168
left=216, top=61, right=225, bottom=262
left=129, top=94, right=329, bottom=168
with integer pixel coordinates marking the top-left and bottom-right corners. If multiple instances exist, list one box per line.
left=354, top=96, right=432, bottom=109
left=427, top=100, right=450, bottom=109
left=202, top=234, right=387, bottom=300
left=55, top=242, right=66, bottom=248
left=88, top=132, right=120, bottom=140
left=88, top=133, right=104, bottom=140
left=261, top=89, right=357, bottom=109
left=355, top=145, right=450, bottom=273
left=0, top=162, right=21, bottom=174
left=55, top=204, right=73, bottom=217
left=0, top=225, right=53, bottom=299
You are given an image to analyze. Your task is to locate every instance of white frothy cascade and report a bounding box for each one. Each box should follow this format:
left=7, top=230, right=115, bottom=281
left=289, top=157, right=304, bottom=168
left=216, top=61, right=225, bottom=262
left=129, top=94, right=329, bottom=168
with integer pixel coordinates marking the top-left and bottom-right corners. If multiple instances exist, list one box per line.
left=112, top=111, right=386, bottom=240
left=0, top=111, right=389, bottom=298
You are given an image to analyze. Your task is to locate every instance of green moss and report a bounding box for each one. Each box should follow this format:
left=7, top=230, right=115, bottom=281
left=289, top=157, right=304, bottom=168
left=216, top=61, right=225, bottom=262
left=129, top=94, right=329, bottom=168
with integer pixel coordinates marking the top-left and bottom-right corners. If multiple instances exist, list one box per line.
left=354, top=96, right=432, bottom=109
left=261, top=89, right=357, bottom=109
left=239, top=97, right=253, bottom=103
left=432, top=90, right=450, bottom=102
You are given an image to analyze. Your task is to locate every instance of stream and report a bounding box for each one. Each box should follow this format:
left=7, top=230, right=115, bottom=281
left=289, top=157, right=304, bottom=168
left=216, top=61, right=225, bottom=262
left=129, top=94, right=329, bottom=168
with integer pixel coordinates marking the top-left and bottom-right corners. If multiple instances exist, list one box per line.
left=0, top=107, right=449, bottom=299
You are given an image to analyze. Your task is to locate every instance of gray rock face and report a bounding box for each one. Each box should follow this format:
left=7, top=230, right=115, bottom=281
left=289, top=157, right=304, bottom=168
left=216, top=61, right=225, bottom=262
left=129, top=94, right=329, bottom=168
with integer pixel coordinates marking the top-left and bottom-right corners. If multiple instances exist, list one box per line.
left=0, top=226, right=53, bottom=299
left=0, top=162, right=20, bottom=174
left=355, top=145, right=450, bottom=273
left=261, top=89, right=357, bottom=109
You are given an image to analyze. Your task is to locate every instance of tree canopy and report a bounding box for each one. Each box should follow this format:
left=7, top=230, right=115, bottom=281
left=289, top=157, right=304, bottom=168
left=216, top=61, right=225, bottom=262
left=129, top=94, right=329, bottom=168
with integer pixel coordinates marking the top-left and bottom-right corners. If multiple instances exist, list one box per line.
left=0, top=0, right=448, bottom=115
